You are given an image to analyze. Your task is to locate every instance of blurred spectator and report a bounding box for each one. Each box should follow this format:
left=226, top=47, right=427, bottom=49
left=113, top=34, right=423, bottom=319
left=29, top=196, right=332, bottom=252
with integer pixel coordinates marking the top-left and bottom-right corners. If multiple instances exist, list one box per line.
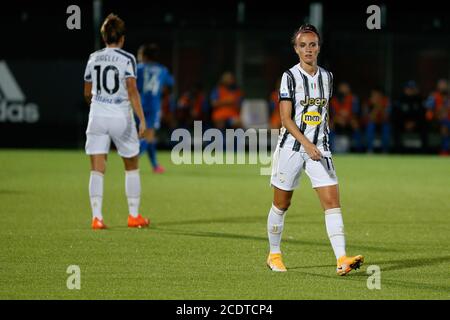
left=363, top=87, right=391, bottom=153
left=269, top=78, right=282, bottom=129
left=176, top=83, right=209, bottom=129
left=210, top=71, right=243, bottom=130
left=329, top=82, right=362, bottom=152
left=160, top=87, right=177, bottom=131
left=392, top=80, right=427, bottom=153
left=425, top=79, right=450, bottom=156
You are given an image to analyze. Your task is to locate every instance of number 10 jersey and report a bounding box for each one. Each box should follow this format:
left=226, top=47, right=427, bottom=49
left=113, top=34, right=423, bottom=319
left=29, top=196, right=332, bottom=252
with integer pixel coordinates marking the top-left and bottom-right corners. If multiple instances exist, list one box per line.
left=84, top=47, right=137, bottom=118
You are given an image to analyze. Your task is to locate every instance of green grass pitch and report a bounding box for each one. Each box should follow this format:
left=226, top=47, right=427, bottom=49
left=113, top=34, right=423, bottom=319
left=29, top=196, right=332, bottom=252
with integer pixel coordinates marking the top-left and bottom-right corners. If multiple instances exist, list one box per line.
left=0, top=150, right=449, bottom=299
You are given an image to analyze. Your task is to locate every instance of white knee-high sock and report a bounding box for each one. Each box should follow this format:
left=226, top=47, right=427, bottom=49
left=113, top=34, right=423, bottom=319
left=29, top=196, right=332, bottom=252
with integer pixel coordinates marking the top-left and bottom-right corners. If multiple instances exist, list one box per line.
left=89, top=171, right=104, bottom=220
left=325, top=208, right=346, bottom=259
left=267, top=204, right=287, bottom=254
left=125, top=170, right=141, bottom=217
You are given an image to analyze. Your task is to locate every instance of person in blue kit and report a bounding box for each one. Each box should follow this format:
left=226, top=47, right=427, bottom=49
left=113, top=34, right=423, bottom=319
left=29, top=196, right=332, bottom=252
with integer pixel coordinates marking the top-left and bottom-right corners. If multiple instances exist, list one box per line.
left=136, top=43, right=174, bottom=173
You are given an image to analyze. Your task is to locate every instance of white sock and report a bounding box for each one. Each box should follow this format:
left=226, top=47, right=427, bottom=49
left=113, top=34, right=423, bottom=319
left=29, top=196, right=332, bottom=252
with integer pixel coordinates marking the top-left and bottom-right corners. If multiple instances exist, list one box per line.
left=89, top=171, right=103, bottom=220
left=267, top=204, right=287, bottom=254
left=325, top=208, right=346, bottom=259
left=125, top=169, right=141, bottom=217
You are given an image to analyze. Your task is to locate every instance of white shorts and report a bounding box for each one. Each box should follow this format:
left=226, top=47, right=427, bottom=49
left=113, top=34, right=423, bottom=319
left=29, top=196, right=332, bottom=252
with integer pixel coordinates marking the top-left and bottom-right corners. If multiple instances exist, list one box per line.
left=270, top=145, right=338, bottom=191
left=85, top=115, right=139, bottom=158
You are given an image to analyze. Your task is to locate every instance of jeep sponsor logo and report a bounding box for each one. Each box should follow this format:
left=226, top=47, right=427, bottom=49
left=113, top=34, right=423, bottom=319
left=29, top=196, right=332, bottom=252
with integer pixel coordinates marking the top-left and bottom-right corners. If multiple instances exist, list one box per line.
left=300, top=95, right=327, bottom=107
left=0, top=61, right=40, bottom=123
left=302, top=111, right=322, bottom=126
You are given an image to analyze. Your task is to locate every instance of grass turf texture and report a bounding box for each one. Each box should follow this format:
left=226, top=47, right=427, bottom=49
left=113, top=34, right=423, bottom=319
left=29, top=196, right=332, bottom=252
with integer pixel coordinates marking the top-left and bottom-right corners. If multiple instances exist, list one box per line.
left=0, top=150, right=449, bottom=299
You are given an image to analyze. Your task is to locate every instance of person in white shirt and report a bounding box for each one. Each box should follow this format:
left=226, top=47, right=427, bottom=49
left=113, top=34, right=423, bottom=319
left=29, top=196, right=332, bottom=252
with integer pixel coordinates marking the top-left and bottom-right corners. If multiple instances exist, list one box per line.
left=83, top=13, right=150, bottom=229
left=266, top=24, right=363, bottom=275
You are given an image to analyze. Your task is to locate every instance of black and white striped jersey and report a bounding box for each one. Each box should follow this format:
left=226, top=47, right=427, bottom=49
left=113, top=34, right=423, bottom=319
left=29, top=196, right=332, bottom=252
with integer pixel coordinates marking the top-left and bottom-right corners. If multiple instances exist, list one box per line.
left=84, top=47, right=137, bottom=117
left=278, top=63, right=333, bottom=152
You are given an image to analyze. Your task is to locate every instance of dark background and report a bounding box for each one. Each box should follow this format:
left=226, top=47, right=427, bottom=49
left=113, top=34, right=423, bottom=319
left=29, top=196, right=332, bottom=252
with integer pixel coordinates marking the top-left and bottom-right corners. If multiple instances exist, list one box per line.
left=0, top=0, right=449, bottom=149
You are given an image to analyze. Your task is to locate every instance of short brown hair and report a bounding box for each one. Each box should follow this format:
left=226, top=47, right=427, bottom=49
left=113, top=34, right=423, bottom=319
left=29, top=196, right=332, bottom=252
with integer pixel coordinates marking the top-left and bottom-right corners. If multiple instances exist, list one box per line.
left=101, top=13, right=125, bottom=45
left=291, top=24, right=321, bottom=46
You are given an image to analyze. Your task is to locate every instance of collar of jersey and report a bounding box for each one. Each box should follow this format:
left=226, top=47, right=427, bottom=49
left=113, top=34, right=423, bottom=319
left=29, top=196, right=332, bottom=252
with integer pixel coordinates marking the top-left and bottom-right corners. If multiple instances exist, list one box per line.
left=297, top=63, right=320, bottom=79
left=105, top=46, right=122, bottom=50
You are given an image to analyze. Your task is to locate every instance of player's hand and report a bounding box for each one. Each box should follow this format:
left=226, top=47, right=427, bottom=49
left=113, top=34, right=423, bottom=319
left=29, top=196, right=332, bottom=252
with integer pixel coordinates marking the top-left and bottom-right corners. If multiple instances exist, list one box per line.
left=304, top=142, right=322, bottom=161
left=138, top=121, right=146, bottom=138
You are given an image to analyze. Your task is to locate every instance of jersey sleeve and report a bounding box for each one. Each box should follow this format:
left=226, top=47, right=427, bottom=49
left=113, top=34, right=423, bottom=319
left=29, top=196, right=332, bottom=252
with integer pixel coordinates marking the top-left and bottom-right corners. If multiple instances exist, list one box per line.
left=279, top=72, right=293, bottom=102
left=83, top=54, right=93, bottom=82
left=124, top=56, right=137, bottom=79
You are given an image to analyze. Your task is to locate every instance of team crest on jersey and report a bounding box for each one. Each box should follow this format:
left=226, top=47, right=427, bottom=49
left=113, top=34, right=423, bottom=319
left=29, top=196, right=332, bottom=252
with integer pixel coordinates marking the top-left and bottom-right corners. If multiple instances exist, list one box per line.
left=300, top=96, right=327, bottom=107
left=302, top=111, right=322, bottom=126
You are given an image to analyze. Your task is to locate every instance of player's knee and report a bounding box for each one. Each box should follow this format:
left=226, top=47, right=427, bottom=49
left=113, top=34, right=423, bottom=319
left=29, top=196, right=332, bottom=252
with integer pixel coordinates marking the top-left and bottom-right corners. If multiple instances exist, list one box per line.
left=91, top=162, right=106, bottom=174
left=123, top=156, right=139, bottom=171
left=322, top=198, right=340, bottom=210
left=273, top=200, right=290, bottom=211
left=145, top=130, right=155, bottom=142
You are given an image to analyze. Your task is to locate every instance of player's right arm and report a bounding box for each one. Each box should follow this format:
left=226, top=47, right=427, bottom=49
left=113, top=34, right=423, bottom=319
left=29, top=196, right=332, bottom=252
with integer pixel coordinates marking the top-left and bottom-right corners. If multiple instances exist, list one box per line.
left=280, top=100, right=322, bottom=161
left=84, top=82, right=92, bottom=105
left=126, top=77, right=147, bottom=138
left=83, top=54, right=94, bottom=105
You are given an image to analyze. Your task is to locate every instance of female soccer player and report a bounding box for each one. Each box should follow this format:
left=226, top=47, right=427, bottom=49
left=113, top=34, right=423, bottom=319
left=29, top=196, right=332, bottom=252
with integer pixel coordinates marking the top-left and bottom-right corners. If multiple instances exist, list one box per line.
left=136, top=43, right=174, bottom=174
left=83, top=13, right=150, bottom=229
left=266, top=24, right=363, bottom=275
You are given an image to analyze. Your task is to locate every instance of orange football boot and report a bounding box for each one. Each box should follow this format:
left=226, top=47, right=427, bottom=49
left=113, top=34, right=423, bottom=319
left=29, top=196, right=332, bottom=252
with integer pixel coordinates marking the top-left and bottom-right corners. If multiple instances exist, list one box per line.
left=128, top=214, right=150, bottom=228
left=337, top=255, right=364, bottom=276
left=92, top=217, right=107, bottom=230
left=266, top=253, right=287, bottom=272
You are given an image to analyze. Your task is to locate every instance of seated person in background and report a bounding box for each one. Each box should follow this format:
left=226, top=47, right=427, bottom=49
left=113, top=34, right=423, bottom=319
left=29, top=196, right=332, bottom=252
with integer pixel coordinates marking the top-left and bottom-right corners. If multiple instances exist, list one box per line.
left=392, top=80, right=427, bottom=152
left=210, top=72, right=243, bottom=130
left=425, top=79, right=450, bottom=156
left=363, top=87, right=391, bottom=153
left=176, top=83, right=208, bottom=129
left=329, top=82, right=362, bottom=152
